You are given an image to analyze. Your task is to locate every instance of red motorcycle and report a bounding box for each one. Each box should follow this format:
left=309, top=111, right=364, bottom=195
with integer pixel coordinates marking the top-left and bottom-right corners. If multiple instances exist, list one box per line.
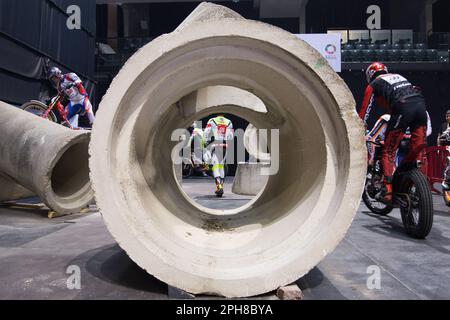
left=20, top=91, right=74, bottom=129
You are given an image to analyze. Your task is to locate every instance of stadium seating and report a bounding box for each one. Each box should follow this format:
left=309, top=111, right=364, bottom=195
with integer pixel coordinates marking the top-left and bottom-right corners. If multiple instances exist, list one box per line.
left=340, top=38, right=442, bottom=63
left=414, top=43, right=427, bottom=49
left=427, top=49, right=438, bottom=62
left=414, top=49, right=427, bottom=62
left=379, top=43, right=392, bottom=50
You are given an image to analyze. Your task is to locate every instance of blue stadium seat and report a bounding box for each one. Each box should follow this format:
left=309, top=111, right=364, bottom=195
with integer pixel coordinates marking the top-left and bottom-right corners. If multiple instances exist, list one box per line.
left=361, top=49, right=376, bottom=62
left=355, top=44, right=366, bottom=50
left=379, top=43, right=392, bottom=50
left=400, top=49, right=414, bottom=62
left=367, top=44, right=378, bottom=50
left=387, top=49, right=401, bottom=62
left=341, top=49, right=350, bottom=62
left=343, top=44, right=354, bottom=50
left=392, top=43, right=402, bottom=50
left=375, top=49, right=388, bottom=62
left=426, top=49, right=438, bottom=62
left=350, top=49, right=362, bottom=62
left=414, top=49, right=427, bottom=62
left=414, top=43, right=427, bottom=49
left=402, top=43, right=413, bottom=50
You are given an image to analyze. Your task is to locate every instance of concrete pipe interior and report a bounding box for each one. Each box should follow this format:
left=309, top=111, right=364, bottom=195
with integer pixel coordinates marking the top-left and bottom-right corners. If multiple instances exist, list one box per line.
left=91, top=10, right=365, bottom=297
left=176, top=87, right=270, bottom=211
left=51, top=139, right=91, bottom=199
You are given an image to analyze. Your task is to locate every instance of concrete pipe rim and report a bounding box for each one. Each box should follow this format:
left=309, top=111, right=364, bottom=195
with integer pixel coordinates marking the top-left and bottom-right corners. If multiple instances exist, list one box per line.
left=45, top=132, right=94, bottom=213
left=90, top=18, right=366, bottom=297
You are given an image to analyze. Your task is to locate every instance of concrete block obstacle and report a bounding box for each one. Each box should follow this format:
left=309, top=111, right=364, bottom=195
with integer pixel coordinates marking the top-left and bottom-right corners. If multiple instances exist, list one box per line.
left=0, top=101, right=94, bottom=214
left=232, top=162, right=269, bottom=196
left=89, top=2, right=366, bottom=297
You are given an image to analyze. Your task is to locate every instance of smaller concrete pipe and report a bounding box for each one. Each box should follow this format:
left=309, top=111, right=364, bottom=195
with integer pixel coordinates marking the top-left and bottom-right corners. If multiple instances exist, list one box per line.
left=232, top=163, right=269, bottom=196
left=0, top=101, right=93, bottom=213
left=0, top=172, right=34, bottom=202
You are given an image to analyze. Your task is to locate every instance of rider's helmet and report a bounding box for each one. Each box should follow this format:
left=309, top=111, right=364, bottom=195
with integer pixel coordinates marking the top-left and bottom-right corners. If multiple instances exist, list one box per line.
left=48, top=67, right=62, bottom=87
left=365, top=62, right=388, bottom=84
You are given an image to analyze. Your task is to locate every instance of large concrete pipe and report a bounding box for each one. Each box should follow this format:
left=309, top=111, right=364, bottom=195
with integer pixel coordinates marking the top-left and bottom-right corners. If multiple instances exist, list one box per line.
left=90, top=3, right=366, bottom=297
left=0, top=101, right=93, bottom=213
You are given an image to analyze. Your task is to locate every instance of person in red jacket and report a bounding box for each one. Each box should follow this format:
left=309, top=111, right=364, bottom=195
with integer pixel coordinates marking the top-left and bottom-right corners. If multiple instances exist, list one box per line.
left=48, top=67, right=95, bottom=128
left=359, top=62, right=428, bottom=203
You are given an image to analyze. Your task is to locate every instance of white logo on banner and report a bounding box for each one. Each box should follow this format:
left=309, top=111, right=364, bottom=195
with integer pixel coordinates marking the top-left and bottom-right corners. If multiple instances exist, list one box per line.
left=295, top=34, right=341, bottom=72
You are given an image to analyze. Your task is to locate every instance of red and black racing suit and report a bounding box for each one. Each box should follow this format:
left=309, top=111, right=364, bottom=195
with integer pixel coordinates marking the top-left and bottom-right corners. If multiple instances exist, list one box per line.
left=359, top=73, right=427, bottom=184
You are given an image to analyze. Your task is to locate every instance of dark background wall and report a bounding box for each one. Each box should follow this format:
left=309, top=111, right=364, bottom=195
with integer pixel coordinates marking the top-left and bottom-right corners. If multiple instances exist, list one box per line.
left=0, top=0, right=96, bottom=106
left=96, top=0, right=300, bottom=40
left=306, top=0, right=390, bottom=32
left=433, top=0, right=450, bottom=32
left=305, top=0, right=448, bottom=33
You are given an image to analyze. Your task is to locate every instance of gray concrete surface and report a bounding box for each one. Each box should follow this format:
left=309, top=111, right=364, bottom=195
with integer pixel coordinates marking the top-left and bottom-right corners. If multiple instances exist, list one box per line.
left=0, top=178, right=449, bottom=299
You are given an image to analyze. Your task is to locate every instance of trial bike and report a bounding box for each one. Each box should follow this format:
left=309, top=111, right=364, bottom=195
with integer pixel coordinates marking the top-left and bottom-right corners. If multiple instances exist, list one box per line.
left=362, top=139, right=433, bottom=239
left=20, top=91, right=75, bottom=129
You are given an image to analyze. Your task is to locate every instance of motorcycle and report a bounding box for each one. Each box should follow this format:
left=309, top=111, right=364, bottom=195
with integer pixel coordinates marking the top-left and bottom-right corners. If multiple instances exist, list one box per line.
left=181, top=153, right=228, bottom=179
left=362, top=138, right=434, bottom=239
left=20, top=91, right=75, bottom=128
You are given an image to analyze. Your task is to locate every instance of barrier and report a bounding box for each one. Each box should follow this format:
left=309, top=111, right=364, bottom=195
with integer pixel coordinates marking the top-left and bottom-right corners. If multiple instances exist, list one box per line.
left=424, top=146, right=448, bottom=194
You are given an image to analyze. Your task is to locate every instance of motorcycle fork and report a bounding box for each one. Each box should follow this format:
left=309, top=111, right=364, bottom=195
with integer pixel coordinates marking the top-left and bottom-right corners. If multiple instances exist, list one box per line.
left=43, top=101, right=56, bottom=119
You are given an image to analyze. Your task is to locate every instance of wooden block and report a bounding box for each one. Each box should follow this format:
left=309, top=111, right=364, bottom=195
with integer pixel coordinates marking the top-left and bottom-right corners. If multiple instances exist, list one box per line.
left=79, top=207, right=90, bottom=214
left=276, top=284, right=304, bottom=300
left=48, top=211, right=66, bottom=219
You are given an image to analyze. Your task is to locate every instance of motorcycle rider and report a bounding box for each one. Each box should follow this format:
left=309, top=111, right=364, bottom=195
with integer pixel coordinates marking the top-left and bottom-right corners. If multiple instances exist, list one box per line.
left=203, top=115, right=234, bottom=197
left=437, top=110, right=450, bottom=146
left=359, top=62, right=428, bottom=204
left=437, top=111, right=450, bottom=189
left=188, top=121, right=208, bottom=177
left=48, top=66, right=95, bottom=128
left=367, top=113, right=431, bottom=168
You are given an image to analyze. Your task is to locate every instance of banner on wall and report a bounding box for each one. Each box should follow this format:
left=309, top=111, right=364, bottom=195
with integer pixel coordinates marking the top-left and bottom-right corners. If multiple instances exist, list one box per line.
left=295, top=34, right=342, bottom=72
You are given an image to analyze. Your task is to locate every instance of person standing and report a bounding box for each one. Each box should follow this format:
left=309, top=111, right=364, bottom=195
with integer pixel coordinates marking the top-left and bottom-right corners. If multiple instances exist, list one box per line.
left=203, top=115, right=234, bottom=197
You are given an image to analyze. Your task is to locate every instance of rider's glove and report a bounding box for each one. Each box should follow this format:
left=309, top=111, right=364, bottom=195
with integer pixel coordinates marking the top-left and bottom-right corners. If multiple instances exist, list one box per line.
left=61, top=82, right=75, bottom=90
